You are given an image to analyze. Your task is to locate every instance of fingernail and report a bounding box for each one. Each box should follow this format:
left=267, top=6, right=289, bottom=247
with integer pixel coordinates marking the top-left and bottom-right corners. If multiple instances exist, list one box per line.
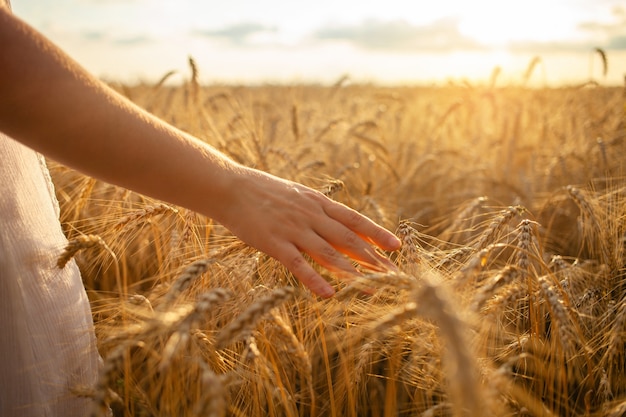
left=320, top=286, right=335, bottom=298
left=389, top=235, right=402, bottom=248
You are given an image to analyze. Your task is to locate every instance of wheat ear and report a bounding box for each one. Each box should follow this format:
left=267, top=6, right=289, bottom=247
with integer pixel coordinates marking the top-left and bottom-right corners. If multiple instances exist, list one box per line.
left=115, top=203, right=178, bottom=230
left=193, top=362, right=226, bottom=417
left=415, top=279, right=483, bottom=417
left=57, top=234, right=110, bottom=269
left=216, top=286, right=296, bottom=350
left=396, top=220, right=423, bottom=267
left=323, top=179, right=345, bottom=197
left=160, top=288, right=232, bottom=370
left=604, top=300, right=625, bottom=371
left=474, top=205, right=525, bottom=250
left=514, top=219, right=539, bottom=273
left=538, top=275, right=581, bottom=354
left=471, top=265, right=520, bottom=311
left=90, top=343, right=134, bottom=417
left=161, top=258, right=215, bottom=308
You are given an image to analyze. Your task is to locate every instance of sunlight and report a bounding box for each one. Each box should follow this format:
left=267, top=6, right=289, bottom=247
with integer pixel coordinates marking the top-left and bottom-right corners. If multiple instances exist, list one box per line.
left=457, top=0, right=578, bottom=46
left=12, top=0, right=624, bottom=85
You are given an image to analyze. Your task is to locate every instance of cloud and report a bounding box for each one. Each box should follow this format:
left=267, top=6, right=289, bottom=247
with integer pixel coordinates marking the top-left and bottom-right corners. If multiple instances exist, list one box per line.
left=78, top=30, right=154, bottom=46
left=578, top=5, right=626, bottom=50
left=312, top=18, right=483, bottom=52
left=608, top=35, right=626, bottom=49
left=507, top=40, right=595, bottom=54
left=81, top=31, right=106, bottom=41
left=191, top=22, right=278, bottom=45
left=112, top=35, right=154, bottom=46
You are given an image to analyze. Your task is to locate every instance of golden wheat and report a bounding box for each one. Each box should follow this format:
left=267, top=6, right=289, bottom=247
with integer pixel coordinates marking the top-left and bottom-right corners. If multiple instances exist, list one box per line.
left=114, top=203, right=178, bottom=230
left=215, top=286, right=297, bottom=350
left=193, top=362, right=226, bottom=417
left=57, top=234, right=110, bottom=269
left=47, top=80, right=626, bottom=416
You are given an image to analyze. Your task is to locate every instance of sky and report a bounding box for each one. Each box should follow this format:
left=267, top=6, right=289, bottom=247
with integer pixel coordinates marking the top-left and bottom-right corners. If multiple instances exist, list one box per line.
left=10, top=0, right=626, bottom=86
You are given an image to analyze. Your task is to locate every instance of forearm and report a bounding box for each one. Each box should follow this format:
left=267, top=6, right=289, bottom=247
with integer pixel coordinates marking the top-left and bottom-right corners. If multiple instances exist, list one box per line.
left=0, top=8, right=241, bottom=220
left=0, top=7, right=402, bottom=298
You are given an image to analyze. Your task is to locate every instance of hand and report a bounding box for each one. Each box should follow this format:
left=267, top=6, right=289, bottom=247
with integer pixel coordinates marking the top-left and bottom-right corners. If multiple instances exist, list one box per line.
left=216, top=167, right=402, bottom=298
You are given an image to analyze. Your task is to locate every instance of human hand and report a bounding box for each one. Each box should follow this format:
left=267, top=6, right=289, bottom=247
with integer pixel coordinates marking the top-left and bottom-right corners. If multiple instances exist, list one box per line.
left=0, top=6, right=398, bottom=298
left=216, top=167, right=402, bottom=298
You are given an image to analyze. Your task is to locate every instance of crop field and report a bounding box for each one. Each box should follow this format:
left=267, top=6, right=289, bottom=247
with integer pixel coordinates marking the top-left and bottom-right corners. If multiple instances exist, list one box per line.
left=50, top=64, right=626, bottom=416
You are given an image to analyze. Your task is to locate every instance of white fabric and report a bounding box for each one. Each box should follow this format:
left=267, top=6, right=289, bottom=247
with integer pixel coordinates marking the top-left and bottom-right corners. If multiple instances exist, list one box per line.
left=1, top=3, right=101, bottom=414
left=0, top=133, right=101, bottom=416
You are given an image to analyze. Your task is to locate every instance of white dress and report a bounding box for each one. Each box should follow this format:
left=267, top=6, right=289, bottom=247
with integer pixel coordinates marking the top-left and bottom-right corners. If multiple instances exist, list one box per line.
left=0, top=3, right=102, bottom=415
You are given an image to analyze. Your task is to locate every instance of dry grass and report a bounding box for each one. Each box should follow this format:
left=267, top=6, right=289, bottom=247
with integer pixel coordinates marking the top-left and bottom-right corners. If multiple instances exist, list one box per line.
left=49, top=66, right=626, bottom=416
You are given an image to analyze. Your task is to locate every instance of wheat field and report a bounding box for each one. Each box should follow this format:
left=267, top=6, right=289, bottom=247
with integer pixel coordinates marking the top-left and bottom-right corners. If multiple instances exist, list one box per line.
left=49, top=60, right=626, bottom=416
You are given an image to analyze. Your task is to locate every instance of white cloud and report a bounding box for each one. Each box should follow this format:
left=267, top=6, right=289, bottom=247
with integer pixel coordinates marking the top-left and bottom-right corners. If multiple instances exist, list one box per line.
left=312, top=18, right=483, bottom=52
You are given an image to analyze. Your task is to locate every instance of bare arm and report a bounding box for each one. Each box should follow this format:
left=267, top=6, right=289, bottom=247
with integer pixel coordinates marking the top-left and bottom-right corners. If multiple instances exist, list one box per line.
left=0, top=7, right=401, bottom=297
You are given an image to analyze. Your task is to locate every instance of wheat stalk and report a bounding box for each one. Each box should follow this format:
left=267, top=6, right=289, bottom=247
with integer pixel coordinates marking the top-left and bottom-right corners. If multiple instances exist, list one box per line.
left=269, top=312, right=312, bottom=377
left=567, top=185, right=618, bottom=268
left=352, top=340, right=375, bottom=386
left=414, top=279, right=483, bottom=417
left=523, top=56, right=542, bottom=86
left=72, top=177, right=96, bottom=220
left=90, top=342, right=138, bottom=417
left=160, top=288, right=231, bottom=370
left=268, top=311, right=315, bottom=411
left=216, top=286, right=297, bottom=350
left=193, top=362, right=226, bottom=417
left=290, top=104, right=300, bottom=142
left=322, top=179, right=345, bottom=197
left=474, top=205, right=525, bottom=251
left=188, top=55, right=200, bottom=103
left=593, top=47, right=608, bottom=78
left=161, top=258, right=216, bottom=308
left=439, top=196, right=488, bottom=244
left=603, top=300, right=625, bottom=375
left=514, top=219, right=537, bottom=272
left=605, top=400, right=626, bottom=417
left=115, top=203, right=178, bottom=230
left=57, top=234, right=110, bottom=269
left=483, top=283, right=529, bottom=316
left=368, top=301, right=419, bottom=337
left=471, top=265, right=520, bottom=311
left=336, top=271, right=417, bottom=300
left=396, top=220, right=424, bottom=268
left=537, top=276, right=577, bottom=353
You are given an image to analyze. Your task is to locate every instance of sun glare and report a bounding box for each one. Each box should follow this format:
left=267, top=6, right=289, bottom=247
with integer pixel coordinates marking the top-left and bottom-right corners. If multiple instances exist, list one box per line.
left=457, top=1, right=577, bottom=46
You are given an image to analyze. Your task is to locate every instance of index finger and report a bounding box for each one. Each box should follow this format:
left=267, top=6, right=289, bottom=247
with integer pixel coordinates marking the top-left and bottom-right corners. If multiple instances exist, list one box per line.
left=323, top=201, right=402, bottom=251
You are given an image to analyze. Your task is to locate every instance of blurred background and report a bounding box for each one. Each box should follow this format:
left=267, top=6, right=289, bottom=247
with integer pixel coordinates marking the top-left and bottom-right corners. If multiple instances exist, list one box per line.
left=11, top=0, right=626, bottom=86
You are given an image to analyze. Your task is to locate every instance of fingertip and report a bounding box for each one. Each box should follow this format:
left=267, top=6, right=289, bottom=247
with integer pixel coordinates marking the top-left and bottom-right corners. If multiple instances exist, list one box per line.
left=285, top=249, right=336, bottom=298
left=317, top=285, right=336, bottom=298
left=304, top=276, right=335, bottom=298
left=389, top=235, right=402, bottom=250
left=372, top=232, right=402, bottom=251
left=386, top=234, right=402, bottom=250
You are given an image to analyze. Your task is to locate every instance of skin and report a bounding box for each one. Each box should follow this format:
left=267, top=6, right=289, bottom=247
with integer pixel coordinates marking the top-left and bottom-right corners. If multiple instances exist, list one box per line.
left=0, top=6, right=401, bottom=298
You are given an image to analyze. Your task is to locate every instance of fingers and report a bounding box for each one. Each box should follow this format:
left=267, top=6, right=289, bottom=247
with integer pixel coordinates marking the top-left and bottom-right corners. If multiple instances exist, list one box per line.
left=322, top=200, right=401, bottom=251
left=276, top=228, right=372, bottom=298
left=285, top=195, right=400, bottom=296
left=244, top=182, right=401, bottom=298
left=281, top=217, right=397, bottom=298
left=303, top=233, right=361, bottom=276
left=277, top=243, right=337, bottom=298
left=317, top=199, right=400, bottom=270
left=321, top=221, right=398, bottom=271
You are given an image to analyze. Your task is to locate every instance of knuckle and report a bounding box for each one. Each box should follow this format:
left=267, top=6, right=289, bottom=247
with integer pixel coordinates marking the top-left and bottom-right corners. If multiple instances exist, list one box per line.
left=321, top=245, right=338, bottom=260
left=289, top=254, right=307, bottom=272
left=345, top=209, right=364, bottom=227
left=343, top=229, right=361, bottom=247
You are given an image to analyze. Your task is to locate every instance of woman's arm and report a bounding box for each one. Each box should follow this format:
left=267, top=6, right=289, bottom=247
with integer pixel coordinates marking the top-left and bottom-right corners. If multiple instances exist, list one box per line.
left=0, top=7, right=401, bottom=297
